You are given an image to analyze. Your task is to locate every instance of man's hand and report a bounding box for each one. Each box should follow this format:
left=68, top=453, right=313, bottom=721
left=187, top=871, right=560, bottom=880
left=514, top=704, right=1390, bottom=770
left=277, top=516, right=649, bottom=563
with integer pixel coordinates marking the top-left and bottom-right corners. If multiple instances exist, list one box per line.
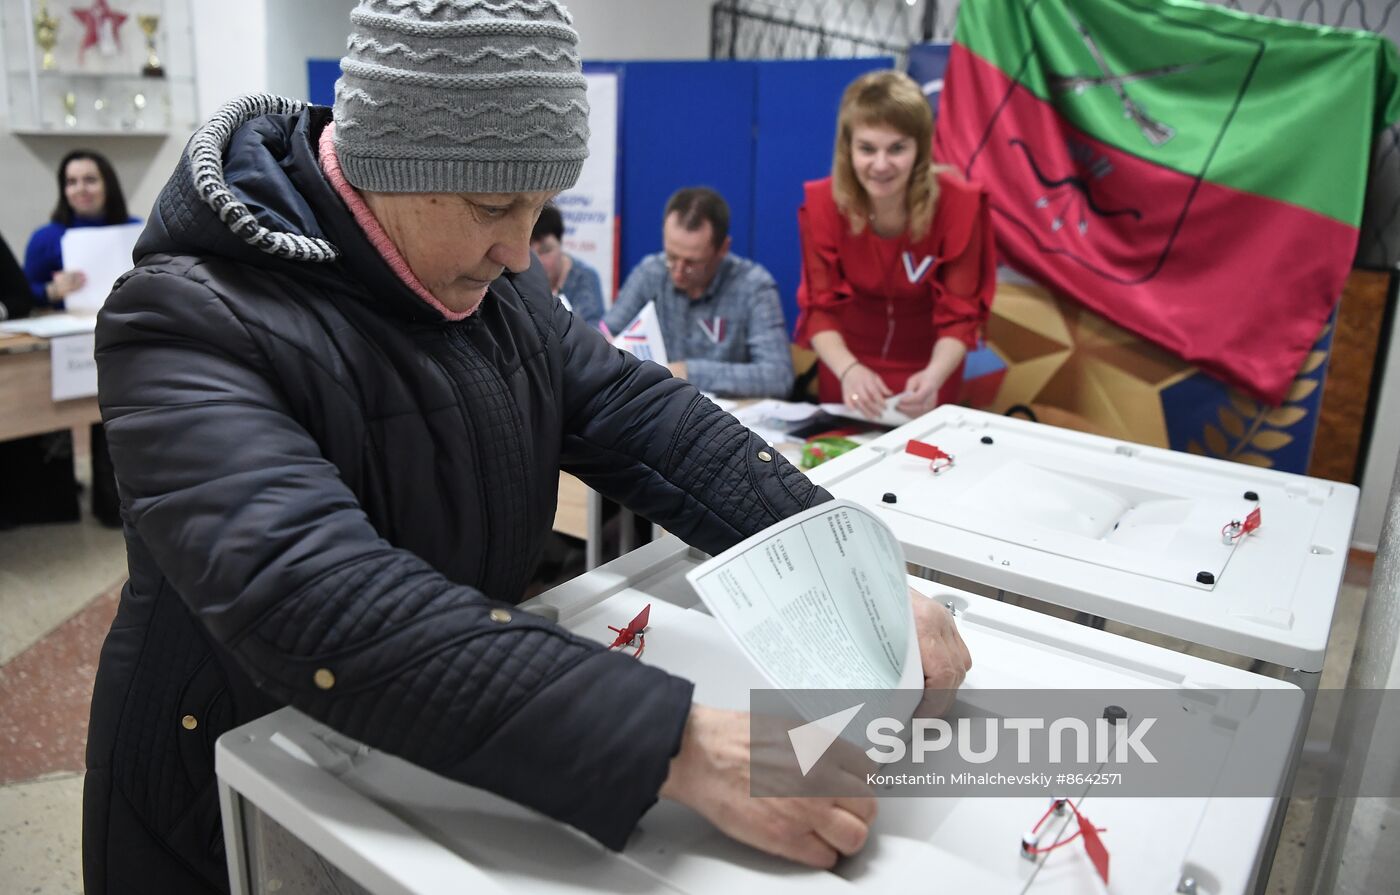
left=910, top=587, right=972, bottom=717
left=660, top=705, right=877, bottom=868
left=667, top=360, right=689, bottom=379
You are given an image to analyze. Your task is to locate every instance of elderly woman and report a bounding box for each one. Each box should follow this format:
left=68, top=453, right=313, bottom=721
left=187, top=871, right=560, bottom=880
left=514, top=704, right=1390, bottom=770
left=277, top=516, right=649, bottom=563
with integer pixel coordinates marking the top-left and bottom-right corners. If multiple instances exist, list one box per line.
left=85, top=2, right=969, bottom=892
left=796, top=70, right=995, bottom=419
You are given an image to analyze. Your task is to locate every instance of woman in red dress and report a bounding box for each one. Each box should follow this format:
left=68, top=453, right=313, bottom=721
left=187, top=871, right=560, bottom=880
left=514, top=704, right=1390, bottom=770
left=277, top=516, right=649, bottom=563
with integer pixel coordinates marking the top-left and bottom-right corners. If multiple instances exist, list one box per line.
left=796, top=70, right=995, bottom=419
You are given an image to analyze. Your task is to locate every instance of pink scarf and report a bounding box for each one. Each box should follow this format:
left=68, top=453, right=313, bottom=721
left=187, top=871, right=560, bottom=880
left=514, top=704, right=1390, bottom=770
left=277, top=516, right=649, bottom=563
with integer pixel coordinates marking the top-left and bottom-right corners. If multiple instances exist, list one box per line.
left=317, top=123, right=472, bottom=321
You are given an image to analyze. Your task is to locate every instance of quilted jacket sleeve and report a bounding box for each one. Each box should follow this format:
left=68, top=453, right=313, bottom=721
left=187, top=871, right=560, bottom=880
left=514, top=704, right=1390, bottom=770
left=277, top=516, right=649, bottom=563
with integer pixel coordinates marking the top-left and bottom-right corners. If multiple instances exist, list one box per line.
left=555, top=295, right=832, bottom=555
left=96, top=261, right=694, bottom=851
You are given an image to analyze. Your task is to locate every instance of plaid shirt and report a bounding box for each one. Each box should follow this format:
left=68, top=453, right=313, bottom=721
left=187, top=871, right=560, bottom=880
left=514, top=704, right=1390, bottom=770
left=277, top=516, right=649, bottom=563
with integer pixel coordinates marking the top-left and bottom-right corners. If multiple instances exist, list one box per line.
left=603, top=253, right=793, bottom=398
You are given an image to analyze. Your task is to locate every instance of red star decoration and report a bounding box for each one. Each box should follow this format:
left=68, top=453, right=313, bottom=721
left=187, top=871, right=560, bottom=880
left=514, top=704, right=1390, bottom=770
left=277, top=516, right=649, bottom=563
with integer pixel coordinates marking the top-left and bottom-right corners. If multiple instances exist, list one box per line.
left=72, top=0, right=129, bottom=63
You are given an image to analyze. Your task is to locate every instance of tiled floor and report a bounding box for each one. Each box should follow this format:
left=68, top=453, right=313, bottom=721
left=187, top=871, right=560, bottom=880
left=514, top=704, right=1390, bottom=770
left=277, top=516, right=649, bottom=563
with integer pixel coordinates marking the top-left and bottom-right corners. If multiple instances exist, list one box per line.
left=0, top=470, right=1375, bottom=894
left=0, top=458, right=125, bottom=895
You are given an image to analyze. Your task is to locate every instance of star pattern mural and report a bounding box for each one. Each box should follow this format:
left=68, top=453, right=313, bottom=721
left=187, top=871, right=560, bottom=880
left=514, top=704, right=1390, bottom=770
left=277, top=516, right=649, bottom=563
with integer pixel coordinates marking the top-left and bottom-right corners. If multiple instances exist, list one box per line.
left=973, top=280, right=1329, bottom=474
left=984, top=282, right=1198, bottom=445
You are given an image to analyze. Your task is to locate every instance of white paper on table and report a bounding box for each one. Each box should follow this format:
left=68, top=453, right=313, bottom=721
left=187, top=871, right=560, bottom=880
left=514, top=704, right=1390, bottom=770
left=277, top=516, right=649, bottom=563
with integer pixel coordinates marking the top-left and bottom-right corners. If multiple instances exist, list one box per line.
left=729, top=398, right=822, bottom=445
left=58, top=222, right=143, bottom=314
left=686, top=499, right=923, bottom=724
left=611, top=301, right=669, bottom=366
left=819, top=397, right=912, bottom=428
left=0, top=313, right=98, bottom=338
left=50, top=332, right=98, bottom=401
left=733, top=398, right=822, bottom=424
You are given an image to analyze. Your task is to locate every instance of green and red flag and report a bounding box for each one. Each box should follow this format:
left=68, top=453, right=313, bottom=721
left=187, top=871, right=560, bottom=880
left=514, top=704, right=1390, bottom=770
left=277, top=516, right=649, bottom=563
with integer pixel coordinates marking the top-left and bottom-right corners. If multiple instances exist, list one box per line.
left=936, top=0, right=1400, bottom=404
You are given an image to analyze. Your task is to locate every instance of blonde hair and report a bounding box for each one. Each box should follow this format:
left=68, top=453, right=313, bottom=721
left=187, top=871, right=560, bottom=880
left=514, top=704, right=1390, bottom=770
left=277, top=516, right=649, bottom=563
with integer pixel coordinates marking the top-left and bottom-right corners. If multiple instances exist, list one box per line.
left=831, top=70, right=942, bottom=241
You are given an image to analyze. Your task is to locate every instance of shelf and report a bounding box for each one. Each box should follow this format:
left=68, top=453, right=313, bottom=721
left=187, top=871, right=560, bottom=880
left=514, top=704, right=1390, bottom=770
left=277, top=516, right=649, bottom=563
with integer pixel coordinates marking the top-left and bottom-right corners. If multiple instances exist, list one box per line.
left=3, top=0, right=198, bottom=137
left=10, top=127, right=171, bottom=137
left=6, top=70, right=194, bottom=84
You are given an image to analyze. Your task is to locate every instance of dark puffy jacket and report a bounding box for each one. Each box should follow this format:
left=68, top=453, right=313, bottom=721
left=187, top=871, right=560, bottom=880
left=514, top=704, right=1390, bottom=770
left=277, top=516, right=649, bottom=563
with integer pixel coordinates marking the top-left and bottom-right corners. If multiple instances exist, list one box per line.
left=85, top=96, right=828, bottom=894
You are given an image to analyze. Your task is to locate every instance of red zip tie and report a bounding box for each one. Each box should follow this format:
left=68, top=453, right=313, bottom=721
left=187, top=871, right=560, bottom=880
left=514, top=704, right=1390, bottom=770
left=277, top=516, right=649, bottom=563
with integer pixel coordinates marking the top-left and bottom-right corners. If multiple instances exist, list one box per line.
left=607, top=604, right=650, bottom=658
left=905, top=439, right=955, bottom=475
left=1073, top=802, right=1110, bottom=886
left=1241, top=506, right=1262, bottom=535
left=1020, top=798, right=1109, bottom=884
left=1222, top=506, right=1263, bottom=544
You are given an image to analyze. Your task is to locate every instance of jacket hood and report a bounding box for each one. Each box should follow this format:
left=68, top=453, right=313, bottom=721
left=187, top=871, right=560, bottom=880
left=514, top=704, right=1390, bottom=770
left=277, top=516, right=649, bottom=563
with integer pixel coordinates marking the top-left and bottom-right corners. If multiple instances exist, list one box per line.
left=135, top=94, right=455, bottom=323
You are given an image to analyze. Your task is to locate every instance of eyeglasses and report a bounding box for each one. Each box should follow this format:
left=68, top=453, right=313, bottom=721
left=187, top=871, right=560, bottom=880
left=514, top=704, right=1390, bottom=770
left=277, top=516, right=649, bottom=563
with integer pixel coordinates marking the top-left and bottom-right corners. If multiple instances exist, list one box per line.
left=663, top=253, right=709, bottom=273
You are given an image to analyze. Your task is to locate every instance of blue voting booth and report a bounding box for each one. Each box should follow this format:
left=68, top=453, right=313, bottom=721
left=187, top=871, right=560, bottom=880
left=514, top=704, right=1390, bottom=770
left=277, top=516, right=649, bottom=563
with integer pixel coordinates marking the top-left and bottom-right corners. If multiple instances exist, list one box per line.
left=309, top=56, right=893, bottom=332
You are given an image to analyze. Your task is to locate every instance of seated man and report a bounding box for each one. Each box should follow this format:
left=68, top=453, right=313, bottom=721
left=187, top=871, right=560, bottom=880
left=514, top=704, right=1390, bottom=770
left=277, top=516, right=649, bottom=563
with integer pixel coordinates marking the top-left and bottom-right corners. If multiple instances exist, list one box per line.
left=604, top=187, right=793, bottom=398
left=530, top=204, right=606, bottom=328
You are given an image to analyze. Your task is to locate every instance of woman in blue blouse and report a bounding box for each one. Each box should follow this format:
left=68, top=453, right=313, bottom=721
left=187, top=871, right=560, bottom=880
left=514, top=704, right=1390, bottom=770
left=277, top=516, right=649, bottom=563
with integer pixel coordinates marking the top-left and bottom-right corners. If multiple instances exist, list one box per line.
left=24, top=149, right=139, bottom=308
left=4, top=150, right=134, bottom=528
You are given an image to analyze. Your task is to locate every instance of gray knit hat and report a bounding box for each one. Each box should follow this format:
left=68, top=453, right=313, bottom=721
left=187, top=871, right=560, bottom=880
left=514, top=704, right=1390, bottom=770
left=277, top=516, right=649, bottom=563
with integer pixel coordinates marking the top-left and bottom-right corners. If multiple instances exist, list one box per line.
left=332, top=0, right=589, bottom=194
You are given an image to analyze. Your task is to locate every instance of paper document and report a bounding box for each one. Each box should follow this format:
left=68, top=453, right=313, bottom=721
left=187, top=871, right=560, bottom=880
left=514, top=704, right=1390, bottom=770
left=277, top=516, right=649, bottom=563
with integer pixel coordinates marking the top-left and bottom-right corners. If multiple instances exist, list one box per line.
left=58, top=222, right=143, bottom=314
left=729, top=399, right=821, bottom=445
left=686, top=500, right=923, bottom=722
left=612, top=301, right=669, bottom=366
left=51, top=332, right=98, bottom=401
left=0, top=313, right=98, bottom=338
left=819, top=397, right=911, bottom=428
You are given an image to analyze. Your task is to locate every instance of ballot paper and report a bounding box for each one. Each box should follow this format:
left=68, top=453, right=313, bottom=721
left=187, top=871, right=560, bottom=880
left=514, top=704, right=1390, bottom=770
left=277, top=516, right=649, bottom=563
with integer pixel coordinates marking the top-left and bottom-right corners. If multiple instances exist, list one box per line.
left=819, top=397, right=912, bottom=428
left=58, top=222, right=143, bottom=314
left=612, top=301, right=668, bottom=365
left=685, top=499, right=923, bottom=725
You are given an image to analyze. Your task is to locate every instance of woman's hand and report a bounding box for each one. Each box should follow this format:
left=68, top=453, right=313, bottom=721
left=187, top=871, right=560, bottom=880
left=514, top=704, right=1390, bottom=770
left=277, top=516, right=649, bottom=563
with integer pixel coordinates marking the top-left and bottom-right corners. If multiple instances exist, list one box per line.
left=48, top=269, right=87, bottom=302
left=895, top=366, right=947, bottom=418
left=660, top=705, right=877, bottom=868
left=841, top=363, right=892, bottom=419
left=910, top=588, right=973, bottom=717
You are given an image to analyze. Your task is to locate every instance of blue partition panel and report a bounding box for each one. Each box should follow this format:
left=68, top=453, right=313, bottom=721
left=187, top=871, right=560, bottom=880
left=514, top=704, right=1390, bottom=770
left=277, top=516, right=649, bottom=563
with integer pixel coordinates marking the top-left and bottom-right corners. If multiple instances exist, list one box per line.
left=609, top=60, right=758, bottom=278
left=907, top=43, right=952, bottom=119
left=751, top=57, right=893, bottom=334
left=308, top=60, right=338, bottom=106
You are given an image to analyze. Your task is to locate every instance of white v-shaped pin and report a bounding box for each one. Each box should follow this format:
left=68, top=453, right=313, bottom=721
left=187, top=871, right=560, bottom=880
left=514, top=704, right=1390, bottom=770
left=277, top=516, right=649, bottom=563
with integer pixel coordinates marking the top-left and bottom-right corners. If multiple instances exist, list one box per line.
left=902, top=251, right=934, bottom=283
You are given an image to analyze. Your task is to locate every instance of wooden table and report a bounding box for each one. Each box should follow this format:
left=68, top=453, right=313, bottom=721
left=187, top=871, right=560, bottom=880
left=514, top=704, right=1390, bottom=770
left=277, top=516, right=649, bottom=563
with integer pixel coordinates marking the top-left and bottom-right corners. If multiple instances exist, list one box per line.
left=0, top=332, right=102, bottom=441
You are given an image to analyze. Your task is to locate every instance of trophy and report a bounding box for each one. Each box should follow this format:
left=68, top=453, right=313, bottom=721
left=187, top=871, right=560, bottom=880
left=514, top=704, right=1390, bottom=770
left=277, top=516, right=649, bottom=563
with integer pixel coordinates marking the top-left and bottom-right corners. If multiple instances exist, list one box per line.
left=63, top=91, right=78, bottom=128
left=34, top=1, right=59, bottom=70
left=128, top=90, right=146, bottom=129
left=137, top=14, right=164, bottom=77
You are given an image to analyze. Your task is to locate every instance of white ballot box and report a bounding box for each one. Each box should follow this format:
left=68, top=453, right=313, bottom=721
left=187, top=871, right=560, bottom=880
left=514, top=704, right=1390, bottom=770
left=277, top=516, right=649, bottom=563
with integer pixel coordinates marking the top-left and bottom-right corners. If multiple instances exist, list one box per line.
left=807, top=406, right=1358, bottom=680
left=217, top=537, right=1301, bottom=895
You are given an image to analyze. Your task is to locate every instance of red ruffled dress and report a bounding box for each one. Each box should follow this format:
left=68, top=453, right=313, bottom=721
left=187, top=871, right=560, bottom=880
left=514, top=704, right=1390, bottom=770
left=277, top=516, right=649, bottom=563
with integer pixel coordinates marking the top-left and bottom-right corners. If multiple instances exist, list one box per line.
left=795, top=173, right=995, bottom=405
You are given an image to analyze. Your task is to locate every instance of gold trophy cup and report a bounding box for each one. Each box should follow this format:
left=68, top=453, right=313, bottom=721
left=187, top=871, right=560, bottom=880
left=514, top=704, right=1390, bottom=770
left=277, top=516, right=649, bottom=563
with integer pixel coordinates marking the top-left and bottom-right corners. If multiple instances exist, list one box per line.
left=34, top=1, right=59, bottom=71
left=138, top=14, right=164, bottom=78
